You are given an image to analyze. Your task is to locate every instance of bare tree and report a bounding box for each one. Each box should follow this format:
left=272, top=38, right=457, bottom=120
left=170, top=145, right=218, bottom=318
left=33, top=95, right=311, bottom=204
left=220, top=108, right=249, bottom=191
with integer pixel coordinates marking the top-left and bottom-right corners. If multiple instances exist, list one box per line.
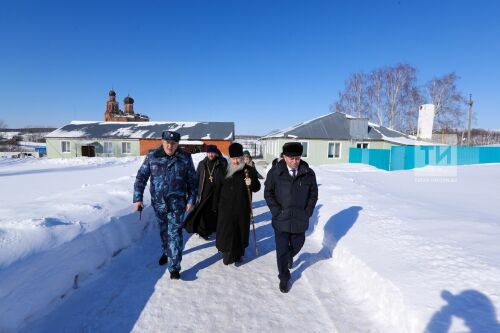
left=400, top=86, right=424, bottom=134
left=383, top=64, right=419, bottom=130
left=426, top=73, right=467, bottom=130
left=334, top=64, right=471, bottom=134
left=366, top=69, right=386, bottom=126
left=335, top=72, right=370, bottom=118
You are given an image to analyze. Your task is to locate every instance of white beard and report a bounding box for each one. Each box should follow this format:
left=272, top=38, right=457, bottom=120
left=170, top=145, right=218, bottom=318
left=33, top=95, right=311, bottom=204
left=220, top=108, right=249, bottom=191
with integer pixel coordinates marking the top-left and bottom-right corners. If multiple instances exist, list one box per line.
left=226, top=161, right=245, bottom=179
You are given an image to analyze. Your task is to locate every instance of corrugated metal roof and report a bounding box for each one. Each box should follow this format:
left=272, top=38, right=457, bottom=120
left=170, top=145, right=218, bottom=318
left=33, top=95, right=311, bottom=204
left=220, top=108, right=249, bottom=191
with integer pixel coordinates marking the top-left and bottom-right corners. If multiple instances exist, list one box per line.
left=261, top=112, right=412, bottom=141
left=46, top=121, right=235, bottom=141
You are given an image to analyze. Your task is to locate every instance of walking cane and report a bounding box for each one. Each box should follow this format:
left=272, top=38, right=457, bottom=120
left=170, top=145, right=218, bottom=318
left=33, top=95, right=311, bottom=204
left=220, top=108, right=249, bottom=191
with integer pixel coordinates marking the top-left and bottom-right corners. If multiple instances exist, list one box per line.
left=244, top=169, right=259, bottom=256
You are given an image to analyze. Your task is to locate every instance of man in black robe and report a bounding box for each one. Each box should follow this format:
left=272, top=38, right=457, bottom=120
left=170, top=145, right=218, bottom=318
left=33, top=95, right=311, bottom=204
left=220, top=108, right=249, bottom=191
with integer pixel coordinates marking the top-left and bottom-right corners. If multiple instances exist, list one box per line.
left=215, top=143, right=261, bottom=265
left=184, top=145, right=227, bottom=240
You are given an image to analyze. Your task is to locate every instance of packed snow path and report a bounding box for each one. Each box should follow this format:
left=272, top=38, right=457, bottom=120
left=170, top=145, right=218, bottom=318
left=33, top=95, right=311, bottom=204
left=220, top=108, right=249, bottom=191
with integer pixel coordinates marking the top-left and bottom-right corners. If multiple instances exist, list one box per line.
left=22, top=188, right=375, bottom=333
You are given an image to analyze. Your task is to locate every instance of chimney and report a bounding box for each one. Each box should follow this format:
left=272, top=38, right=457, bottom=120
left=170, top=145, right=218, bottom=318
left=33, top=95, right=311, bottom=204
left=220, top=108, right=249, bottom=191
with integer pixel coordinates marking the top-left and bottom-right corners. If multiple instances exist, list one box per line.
left=417, top=104, right=435, bottom=140
left=349, top=118, right=369, bottom=139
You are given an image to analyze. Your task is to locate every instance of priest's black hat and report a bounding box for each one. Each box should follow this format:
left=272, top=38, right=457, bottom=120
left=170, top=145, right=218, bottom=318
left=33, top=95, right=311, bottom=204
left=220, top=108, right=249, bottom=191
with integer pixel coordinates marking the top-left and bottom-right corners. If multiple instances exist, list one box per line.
left=228, top=143, right=244, bottom=157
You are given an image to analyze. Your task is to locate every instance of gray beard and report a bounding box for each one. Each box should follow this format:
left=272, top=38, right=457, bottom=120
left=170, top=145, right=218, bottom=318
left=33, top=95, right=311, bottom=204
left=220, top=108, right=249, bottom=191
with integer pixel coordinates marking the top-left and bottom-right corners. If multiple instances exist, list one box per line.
left=226, top=162, right=245, bottom=179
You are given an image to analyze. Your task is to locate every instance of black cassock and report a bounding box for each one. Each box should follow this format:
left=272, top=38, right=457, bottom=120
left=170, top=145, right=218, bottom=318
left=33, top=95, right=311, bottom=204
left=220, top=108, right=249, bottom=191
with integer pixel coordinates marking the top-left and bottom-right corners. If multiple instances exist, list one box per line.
left=215, top=164, right=260, bottom=264
left=184, top=157, right=226, bottom=237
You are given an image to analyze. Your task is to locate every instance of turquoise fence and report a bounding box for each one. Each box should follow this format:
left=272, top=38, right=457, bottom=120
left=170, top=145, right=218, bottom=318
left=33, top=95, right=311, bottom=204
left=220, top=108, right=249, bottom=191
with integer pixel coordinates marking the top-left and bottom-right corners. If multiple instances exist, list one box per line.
left=349, top=146, right=500, bottom=171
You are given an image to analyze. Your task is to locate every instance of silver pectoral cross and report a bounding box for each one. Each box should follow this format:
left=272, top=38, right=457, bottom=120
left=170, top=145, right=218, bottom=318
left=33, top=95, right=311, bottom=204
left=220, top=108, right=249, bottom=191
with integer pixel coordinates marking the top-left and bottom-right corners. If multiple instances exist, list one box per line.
left=209, top=175, right=214, bottom=182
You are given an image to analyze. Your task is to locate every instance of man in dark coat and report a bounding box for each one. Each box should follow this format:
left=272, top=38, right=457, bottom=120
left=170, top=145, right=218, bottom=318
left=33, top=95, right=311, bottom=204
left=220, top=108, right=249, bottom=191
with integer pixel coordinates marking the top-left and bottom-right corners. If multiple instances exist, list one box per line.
left=216, top=143, right=261, bottom=265
left=264, top=142, right=318, bottom=293
left=133, top=130, right=198, bottom=280
left=271, top=152, right=283, bottom=167
left=184, top=144, right=227, bottom=239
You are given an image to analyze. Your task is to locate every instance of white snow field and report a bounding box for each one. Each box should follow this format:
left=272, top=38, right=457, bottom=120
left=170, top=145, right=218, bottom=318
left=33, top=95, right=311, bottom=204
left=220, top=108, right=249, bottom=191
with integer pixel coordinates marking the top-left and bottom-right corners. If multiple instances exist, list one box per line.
left=1, top=156, right=499, bottom=333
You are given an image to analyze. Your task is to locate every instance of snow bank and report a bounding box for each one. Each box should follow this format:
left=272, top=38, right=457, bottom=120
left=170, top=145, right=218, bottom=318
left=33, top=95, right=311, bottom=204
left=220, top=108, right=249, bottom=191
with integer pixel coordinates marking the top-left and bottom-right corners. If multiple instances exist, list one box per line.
left=0, top=153, right=208, bottom=332
left=0, top=157, right=150, bottom=331
left=310, top=163, right=500, bottom=332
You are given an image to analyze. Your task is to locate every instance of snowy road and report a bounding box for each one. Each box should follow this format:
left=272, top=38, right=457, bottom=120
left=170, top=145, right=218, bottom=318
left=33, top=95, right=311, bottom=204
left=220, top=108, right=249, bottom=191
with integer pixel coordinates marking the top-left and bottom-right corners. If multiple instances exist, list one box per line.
left=22, top=189, right=375, bottom=333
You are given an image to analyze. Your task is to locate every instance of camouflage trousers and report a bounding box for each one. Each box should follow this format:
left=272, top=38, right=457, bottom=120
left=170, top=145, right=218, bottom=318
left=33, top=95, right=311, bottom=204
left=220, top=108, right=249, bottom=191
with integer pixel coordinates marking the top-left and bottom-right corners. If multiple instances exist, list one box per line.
left=157, top=209, right=184, bottom=273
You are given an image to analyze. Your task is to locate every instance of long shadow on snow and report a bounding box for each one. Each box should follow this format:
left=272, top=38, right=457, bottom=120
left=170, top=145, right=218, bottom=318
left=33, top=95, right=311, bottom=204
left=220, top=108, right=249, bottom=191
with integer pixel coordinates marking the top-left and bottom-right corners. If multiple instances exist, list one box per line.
left=180, top=199, right=274, bottom=279
left=241, top=205, right=323, bottom=265
left=425, top=289, right=500, bottom=333
left=290, top=206, right=362, bottom=287
left=181, top=231, right=221, bottom=282
left=181, top=201, right=323, bottom=275
left=252, top=199, right=268, bottom=209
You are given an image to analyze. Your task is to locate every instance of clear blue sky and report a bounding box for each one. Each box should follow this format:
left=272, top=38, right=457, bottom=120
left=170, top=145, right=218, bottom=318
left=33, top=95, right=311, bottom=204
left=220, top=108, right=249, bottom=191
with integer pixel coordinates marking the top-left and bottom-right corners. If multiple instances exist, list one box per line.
left=1, top=0, right=499, bottom=134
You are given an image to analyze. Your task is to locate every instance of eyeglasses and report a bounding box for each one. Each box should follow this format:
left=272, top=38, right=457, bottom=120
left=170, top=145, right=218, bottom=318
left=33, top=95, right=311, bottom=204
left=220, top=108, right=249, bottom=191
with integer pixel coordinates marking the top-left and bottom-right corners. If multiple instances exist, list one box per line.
left=286, top=156, right=301, bottom=161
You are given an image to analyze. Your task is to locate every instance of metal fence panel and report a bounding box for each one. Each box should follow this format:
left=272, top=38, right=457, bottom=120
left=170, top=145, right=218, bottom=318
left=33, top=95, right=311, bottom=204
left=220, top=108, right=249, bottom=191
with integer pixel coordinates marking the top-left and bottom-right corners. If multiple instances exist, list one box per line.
left=350, top=146, right=500, bottom=171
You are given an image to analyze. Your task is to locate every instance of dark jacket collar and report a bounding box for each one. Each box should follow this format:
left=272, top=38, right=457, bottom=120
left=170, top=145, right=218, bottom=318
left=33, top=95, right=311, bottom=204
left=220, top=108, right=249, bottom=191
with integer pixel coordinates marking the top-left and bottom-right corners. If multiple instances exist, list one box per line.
left=276, top=159, right=311, bottom=177
left=201, top=156, right=225, bottom=168
left=153, top=145, right=183, bottom=159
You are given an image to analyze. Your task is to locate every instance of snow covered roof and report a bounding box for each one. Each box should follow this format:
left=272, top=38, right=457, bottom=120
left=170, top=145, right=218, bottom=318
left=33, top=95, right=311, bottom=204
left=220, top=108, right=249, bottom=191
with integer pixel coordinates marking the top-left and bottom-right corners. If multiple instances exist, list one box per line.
left=262, top=112, right=431, bottom=145
left=46, top=121, right=235, bottom=141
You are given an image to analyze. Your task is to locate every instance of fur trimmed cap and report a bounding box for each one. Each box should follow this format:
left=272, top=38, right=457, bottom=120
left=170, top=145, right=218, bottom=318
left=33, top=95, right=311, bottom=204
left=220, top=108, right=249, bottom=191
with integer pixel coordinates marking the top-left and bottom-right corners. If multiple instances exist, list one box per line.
left=282, top=142, right=303, bottom=157
left=162, top=130, right=180, bottom=142
left=228, top=142, right=244, bottom=158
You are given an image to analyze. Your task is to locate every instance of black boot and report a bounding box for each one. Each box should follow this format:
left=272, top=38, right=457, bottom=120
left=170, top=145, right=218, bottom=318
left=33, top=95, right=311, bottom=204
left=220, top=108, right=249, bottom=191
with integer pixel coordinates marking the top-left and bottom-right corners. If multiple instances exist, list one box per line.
left=158, top=254, right=168, bottom=266
left=199, top=233, right=210, bottom=241
left=279, top=281, right=289, bottom=293
left=234, top=256, right=243, bottom=267
left=170, top=271, right=180, bottom=280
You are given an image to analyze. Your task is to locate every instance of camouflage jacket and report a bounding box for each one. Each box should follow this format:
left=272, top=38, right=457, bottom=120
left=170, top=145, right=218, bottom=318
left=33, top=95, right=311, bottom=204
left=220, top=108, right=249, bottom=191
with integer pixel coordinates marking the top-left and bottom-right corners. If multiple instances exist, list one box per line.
left=133, top=145, right=198, bottom=212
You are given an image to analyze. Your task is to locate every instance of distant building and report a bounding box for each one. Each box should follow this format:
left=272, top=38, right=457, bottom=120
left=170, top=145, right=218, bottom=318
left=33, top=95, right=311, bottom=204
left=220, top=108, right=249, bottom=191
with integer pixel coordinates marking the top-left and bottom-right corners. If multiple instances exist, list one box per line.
left=45, top=121, right=234, bottom=158
left=260, top=112, right=432, bottom=165
left=104, top=90, right=149, bottom=122
left=235, top=135, right=262, bottom=157
left=429, top=133, right=459, bottom=145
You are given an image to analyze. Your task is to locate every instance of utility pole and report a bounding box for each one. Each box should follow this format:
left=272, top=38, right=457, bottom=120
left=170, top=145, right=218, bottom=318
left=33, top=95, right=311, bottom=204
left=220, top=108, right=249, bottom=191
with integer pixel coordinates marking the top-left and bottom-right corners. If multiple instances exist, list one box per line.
left=467, top=94, right=473, bottom=146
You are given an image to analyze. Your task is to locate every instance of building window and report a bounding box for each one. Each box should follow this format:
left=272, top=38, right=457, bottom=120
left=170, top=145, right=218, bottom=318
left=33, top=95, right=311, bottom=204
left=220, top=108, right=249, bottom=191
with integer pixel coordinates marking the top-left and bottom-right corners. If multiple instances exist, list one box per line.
left=328, top=142, right=341, bottom=159
left=61, top=141, right=71, bottom=153
left=122, top=142, right=131, bottom=154
left=357, top=143, right=369, bottom=149
left=300, top=141, right=308, bottom=158
left=104, top=142, right=113, bottom=154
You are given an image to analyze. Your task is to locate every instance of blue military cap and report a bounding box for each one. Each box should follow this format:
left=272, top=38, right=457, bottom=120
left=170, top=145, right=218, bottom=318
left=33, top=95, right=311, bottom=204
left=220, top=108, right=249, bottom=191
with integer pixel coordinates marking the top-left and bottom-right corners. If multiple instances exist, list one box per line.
left=162, top=130, right=180, bottom=142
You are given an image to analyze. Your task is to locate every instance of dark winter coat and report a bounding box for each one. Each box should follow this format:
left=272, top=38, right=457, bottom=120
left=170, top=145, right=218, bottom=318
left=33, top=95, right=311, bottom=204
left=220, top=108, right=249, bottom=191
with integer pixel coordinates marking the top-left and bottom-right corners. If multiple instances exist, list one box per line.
left=184, top=155, right=227, bottom=233
left=215, top=164, right=261, bottom=253
left=247, top=160, right=264, bottom=179
left=133, top=145, right=198, bottom=216
left=264, top=159, right=318, bottom=233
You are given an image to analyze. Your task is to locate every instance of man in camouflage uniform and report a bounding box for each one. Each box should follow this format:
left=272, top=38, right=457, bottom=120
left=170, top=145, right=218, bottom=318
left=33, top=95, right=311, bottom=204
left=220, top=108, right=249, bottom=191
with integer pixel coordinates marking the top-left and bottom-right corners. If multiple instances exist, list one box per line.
left=133, top=130, right=198, bottom=280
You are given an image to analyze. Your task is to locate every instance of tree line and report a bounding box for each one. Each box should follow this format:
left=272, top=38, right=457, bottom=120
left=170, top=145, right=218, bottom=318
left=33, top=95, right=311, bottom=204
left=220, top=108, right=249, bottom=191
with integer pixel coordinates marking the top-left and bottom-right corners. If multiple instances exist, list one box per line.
left=333, top=63, right=467, bottom=133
